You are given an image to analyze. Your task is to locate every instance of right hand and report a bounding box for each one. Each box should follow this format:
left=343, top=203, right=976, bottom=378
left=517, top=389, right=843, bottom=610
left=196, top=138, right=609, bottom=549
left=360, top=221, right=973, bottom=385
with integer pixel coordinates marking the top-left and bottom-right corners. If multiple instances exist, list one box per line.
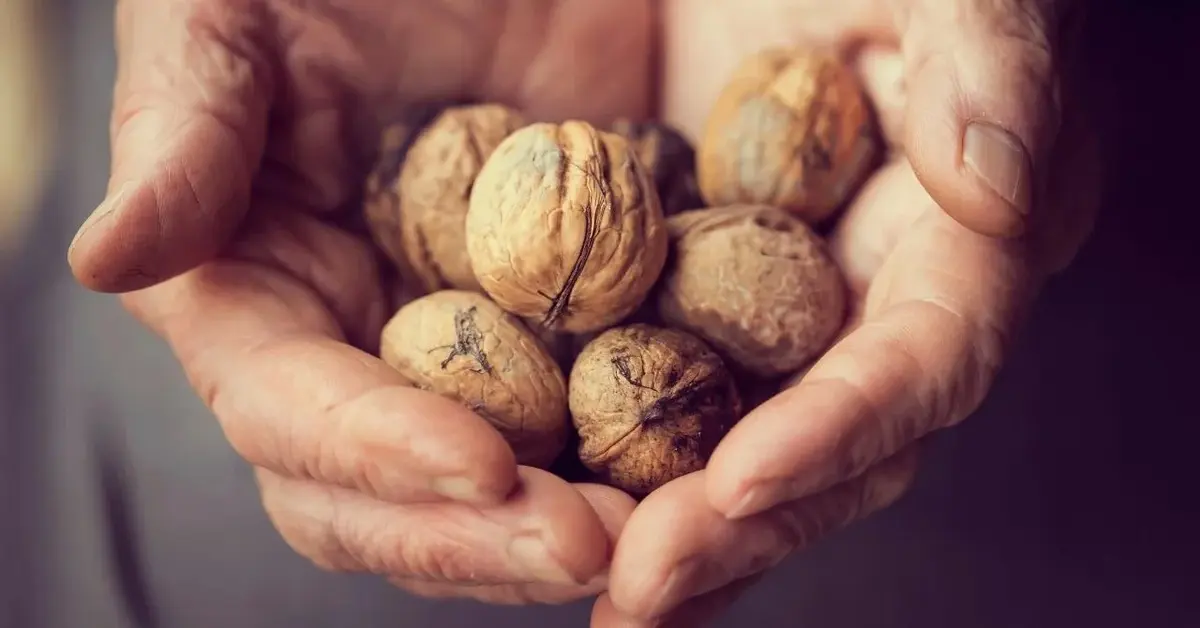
left=67, top=0, right=652, bottom=604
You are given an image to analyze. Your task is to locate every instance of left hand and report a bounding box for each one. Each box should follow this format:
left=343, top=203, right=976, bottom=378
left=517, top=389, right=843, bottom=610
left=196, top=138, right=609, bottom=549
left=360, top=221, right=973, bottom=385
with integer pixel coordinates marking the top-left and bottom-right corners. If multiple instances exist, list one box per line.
left=593, top=0, right=1100, bottom=625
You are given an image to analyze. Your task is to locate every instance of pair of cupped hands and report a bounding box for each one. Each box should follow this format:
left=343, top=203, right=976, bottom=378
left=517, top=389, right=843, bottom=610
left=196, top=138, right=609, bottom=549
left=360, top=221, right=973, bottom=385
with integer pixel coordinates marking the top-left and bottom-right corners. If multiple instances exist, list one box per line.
left=68, top=0, right=1099, bottom=625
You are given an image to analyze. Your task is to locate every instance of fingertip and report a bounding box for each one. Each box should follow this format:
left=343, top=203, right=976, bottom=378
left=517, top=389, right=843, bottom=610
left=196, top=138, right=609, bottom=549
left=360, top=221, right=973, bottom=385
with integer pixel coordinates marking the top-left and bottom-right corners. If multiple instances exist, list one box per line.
left=902, top=0, right=1061, bottom=239
left=703, top=386, right=806, bottom=519
left=904, top=58, right=1032, bottom=240
left=608, top=473, right=716, bottom=617
left=384, top=387, right=522, bottom=503
left=591, top=594, right=653, bottom=628
left=515, top=468, right=615, bottom=584
left=574, top=483, right=638, bottom=540
left=703, top=448, right=756, bottom=520
left=67, top=182, right=149, bottom=293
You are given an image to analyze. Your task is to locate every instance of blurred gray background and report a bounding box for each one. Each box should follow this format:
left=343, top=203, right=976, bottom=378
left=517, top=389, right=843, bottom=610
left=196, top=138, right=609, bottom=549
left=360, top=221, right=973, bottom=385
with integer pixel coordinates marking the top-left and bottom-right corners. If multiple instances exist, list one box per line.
left=2, top=1, right=1198, bottom=627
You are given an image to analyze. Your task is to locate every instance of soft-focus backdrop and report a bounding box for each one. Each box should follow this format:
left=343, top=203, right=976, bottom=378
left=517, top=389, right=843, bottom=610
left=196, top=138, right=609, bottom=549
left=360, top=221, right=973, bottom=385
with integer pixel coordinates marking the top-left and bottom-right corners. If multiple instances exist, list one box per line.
left=3, top=1, right=1198, bottom=627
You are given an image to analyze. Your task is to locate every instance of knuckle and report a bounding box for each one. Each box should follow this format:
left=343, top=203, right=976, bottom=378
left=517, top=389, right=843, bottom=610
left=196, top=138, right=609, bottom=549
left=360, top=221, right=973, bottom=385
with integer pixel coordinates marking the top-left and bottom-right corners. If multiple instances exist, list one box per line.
left=257, top=472, right=362, bottom=573
left=839, top=377, right=891, bottom=477
left=392, top=535, right=487, bottom=583
left=859, top=448, right=921, bottom=516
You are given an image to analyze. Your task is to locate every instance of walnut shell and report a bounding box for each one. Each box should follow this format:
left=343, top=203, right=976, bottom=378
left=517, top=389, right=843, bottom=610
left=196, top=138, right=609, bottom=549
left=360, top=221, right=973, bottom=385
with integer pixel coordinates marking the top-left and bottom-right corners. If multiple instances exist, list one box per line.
left=657, top=205, right=847, bottom=376
left=465, top=120, right=669, bottom=333
left=379, top=290, right=568, bottom=468
left=569, top=324, right=742, bottom=496
left=610, top=118, right=703, bottom=216
left=698, top=47, right=879, bottom=224
left=365, top=104, right=527, bottom=295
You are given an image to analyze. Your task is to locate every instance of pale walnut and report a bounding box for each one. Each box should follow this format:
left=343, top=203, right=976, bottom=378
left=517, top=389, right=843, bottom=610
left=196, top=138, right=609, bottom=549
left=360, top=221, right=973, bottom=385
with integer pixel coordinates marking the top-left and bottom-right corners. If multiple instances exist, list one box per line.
left=465, top=120, right=669, bottom=333
left=698, top=47, right=879, bottom=224
left=657, top=205, right=847, bottom=377
left=569, top=324, right=742, bottom=497
left=379, top=290, right=568, bottom=468
left=610, top=118, right=703, bottom=216
left=365, top=103, right=527, bottom=295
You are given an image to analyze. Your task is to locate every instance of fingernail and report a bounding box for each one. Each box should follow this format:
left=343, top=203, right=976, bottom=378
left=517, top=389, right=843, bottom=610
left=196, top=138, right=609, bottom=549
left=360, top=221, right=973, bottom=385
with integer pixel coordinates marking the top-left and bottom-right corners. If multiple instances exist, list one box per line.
left=647, top=557, right=706, bottom=616
left=70, top=183, right=129, bottom=252
left=507, top=535, right=578, bottom=585
left=428, top=476, right=485, bottom=502
left=962, top=122, right=1031, bottom=213
left=724, top=483, right=779, bottom=520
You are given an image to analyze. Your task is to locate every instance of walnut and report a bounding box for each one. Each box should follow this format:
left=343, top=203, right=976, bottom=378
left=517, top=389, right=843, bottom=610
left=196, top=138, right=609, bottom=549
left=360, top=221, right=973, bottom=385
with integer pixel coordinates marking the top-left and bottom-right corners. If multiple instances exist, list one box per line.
left=698, top=47, right=879, bottom=224
left=365, top=104, right=527, bottom=295
left=657, top=205, right=847, bottom=377
left=610, top=118, right=703, bottom=216
left=379, top=290, right=568, bottom=468
left=569, top=324, right=742, bottom=496
left=465, top=120, right=669, bottom=333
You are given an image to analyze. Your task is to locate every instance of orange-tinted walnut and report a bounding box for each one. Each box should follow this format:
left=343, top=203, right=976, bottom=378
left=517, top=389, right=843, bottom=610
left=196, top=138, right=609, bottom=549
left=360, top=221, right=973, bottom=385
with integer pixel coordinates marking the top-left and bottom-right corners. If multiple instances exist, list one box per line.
left=698, top=47, right=879, bottom=224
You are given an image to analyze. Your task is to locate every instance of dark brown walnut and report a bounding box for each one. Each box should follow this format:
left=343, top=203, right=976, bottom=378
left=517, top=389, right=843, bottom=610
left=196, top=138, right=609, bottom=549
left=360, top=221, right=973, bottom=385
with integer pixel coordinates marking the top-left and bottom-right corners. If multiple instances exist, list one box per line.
left=657, top=205, right=847, bottom=377
left=380, top=290, right=568, bottom=468
left=569, top=324, right=742, bottom=496
left=698, top=47, right=879, bottom=224
left=365, top=104, right=527, bottom=295
left=465, top=120, right=669, bottom=333
left=610, top=118, right=703, bottom=216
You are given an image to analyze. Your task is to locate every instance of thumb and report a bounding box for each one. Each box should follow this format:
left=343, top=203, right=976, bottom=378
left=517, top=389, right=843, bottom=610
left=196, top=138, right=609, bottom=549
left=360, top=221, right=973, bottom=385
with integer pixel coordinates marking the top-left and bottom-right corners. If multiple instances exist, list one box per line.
left=68, top=1, right=272, bottom=293
left=899, top=0, right=1061, bottom=238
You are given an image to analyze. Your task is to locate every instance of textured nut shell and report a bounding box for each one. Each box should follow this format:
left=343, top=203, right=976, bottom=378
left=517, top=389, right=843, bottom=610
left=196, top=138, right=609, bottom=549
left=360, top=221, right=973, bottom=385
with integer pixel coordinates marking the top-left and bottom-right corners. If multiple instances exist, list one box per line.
left=364, top=123, right=415, bottom=271
left=658, top=205, right=847, bottom=376
left=698, top=47, right=878, bottom=223
left=611, top=118, right=703, bottom=216
left=366, top=104, right=526, bottom=295
left=380, top=290, right=568, bottom=467
left=465, top=121, right=668, bottom=333
left=569, top=324, right=742, bottom=496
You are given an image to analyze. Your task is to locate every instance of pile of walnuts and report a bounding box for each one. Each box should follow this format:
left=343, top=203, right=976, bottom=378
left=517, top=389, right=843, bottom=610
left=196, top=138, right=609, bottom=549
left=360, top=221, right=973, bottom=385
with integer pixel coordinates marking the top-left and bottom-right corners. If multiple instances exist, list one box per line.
left=361, top=47, right=880, bottom=498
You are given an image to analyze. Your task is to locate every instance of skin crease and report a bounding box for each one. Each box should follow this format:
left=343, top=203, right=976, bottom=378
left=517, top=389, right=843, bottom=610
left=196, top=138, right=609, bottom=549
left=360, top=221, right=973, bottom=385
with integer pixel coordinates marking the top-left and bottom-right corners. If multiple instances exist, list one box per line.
left=66, top=0, right=1095, bottom=626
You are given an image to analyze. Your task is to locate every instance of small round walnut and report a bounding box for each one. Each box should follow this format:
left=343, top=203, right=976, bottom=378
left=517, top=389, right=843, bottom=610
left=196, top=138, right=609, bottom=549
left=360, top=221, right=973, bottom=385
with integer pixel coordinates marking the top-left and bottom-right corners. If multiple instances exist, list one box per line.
left=610, top=118, right=703, bottom=216
left=657, top=205, right=847, bottom=377
left=365, top=104, right=527, bottom=295
left=698, top=47, right=879, bottom=224
left=569, top=324, right=742, bottom=496
left=380, top=290, right=568, bottom=468
left=465, top=120, right=668, bottom=333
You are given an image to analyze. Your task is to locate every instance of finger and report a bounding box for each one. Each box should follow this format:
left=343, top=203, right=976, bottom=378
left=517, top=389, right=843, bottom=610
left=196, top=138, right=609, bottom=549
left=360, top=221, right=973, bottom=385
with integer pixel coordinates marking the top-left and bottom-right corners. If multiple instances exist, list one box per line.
left=707, top=205, right=1030, bottom=519
left=826, top=158, right=928, bottom=296
left=591, top=574, right=763, bottom=628
left=389, top=483, right=636, bottom=605
left=391, top=577, right=607, bottom=607
left=123, top=257, right=519, bottom=505
left=899, top=0, right=1060, bottom=237
left=854, top=45, right=906, bottom=151
left=258, top=468, right=615, bottom=586
left=608, top=450, right=918, bottom=619
left=69, top=0, right=272, bottom=293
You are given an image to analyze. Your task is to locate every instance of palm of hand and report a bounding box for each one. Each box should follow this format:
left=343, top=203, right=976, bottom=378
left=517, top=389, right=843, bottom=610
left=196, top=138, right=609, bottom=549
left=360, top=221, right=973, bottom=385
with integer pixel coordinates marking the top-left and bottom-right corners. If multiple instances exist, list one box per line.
left=70, top=0, right=1098, bottom=626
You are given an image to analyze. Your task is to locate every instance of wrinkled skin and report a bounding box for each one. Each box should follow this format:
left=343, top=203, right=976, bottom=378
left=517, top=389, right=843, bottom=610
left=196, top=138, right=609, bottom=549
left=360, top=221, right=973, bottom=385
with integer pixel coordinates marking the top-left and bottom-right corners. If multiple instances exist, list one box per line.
left=68, top=0, right=1097, bottom=626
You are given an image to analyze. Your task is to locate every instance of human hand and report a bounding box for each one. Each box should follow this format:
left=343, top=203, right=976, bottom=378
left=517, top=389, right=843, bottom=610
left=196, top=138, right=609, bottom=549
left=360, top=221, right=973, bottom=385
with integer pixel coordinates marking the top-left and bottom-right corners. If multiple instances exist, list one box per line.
left=67, top=0, right=660, bottom=605
left=593, top=0, right=1101, bottom=625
